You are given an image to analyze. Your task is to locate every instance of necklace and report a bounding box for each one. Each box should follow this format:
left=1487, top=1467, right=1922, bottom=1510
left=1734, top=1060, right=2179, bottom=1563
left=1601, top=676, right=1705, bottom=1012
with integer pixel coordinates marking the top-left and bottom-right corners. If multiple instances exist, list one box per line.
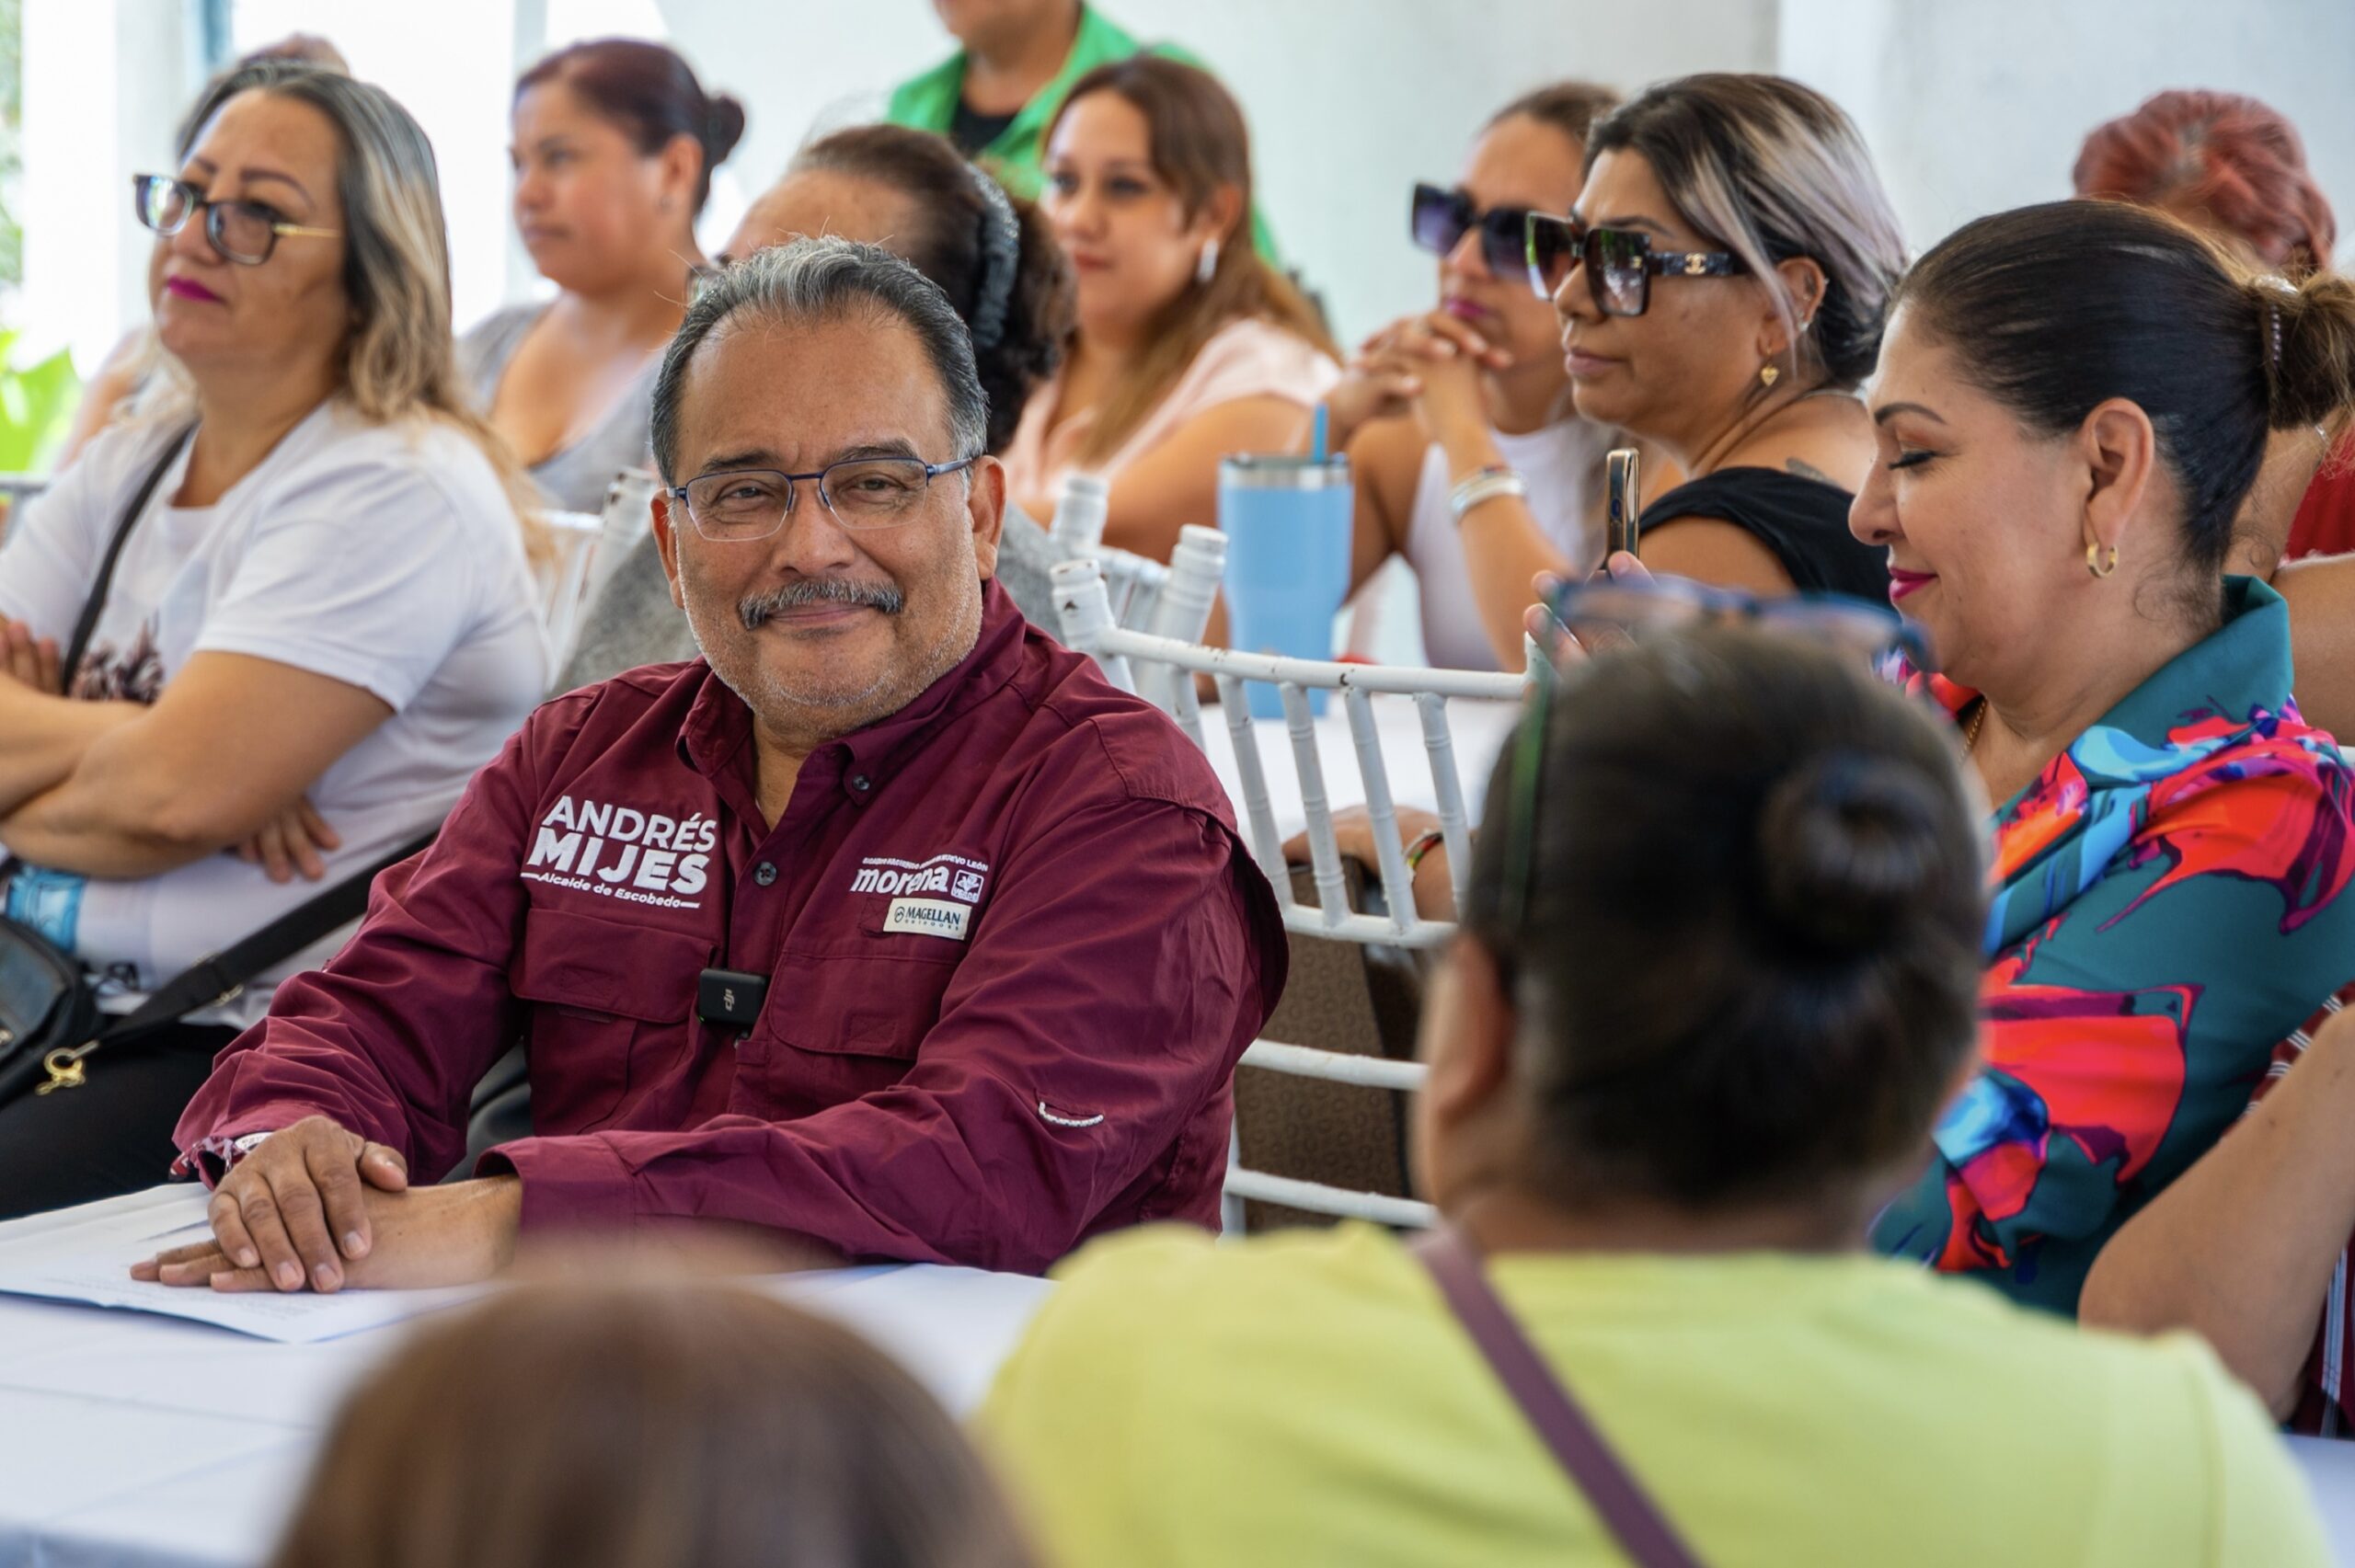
left=1964, top=698, right=1989, bottom=754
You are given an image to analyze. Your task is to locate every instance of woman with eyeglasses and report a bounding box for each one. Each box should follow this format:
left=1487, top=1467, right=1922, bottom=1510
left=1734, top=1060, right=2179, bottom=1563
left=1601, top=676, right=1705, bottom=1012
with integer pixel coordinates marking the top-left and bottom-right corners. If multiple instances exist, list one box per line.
left=0, top=63, right=546, bottom=1215
left=1315, top=81, right=1658, bottom=672
left=1527, top=74, right=1895, bottom=608
left=1005, top=55, right=1337, bottom=562
left=985, top=624, right=2328, bottom=1567
left=461, top=39, right=743, bottom=517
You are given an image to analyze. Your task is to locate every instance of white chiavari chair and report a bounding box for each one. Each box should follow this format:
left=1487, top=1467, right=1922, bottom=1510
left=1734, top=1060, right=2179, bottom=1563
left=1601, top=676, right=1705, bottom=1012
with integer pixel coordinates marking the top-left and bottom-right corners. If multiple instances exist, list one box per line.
left=1053, top=560, right=1528, bottom=1230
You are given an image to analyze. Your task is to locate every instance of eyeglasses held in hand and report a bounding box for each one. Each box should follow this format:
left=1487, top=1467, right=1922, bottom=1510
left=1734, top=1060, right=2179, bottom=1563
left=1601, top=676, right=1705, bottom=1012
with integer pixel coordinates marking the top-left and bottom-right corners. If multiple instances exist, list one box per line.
left=1497, top=575, right=1930, bottom=934
left=1410, top=183, right=1553, bottom=294
left=1522, top=212, right=1744, bottom=315
left=669, top=455, right=979, bottom=542
left=132, top=175, right=339, bottom=267
left=1540, top=576, right=1931, bottom=674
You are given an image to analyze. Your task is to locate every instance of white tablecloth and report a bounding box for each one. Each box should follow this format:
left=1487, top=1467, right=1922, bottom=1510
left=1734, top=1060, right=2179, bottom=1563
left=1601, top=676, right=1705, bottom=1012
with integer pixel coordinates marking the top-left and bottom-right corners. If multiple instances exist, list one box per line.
left=0, top=1189, right=1052, bottom=1568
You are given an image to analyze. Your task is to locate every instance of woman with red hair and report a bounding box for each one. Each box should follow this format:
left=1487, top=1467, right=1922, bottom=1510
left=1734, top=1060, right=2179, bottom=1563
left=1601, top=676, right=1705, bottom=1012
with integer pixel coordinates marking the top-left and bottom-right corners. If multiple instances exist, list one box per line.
left=2074, top=90, right=2349, bottom=568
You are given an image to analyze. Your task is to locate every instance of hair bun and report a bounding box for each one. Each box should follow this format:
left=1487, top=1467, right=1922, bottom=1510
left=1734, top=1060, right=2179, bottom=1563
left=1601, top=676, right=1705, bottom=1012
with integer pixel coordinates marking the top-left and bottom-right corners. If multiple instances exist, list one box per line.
left=705, top=94, right=746, bottom=165
left=1753, top=751, right=1952, bottom=956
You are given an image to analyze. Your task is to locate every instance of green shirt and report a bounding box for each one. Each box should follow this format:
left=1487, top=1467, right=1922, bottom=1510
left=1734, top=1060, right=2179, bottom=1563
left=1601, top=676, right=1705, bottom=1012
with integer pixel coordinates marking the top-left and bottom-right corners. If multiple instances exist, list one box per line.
left=884, top=4, right=1278, bottom=260
left=981, top=1222, right=2327, bottom=1568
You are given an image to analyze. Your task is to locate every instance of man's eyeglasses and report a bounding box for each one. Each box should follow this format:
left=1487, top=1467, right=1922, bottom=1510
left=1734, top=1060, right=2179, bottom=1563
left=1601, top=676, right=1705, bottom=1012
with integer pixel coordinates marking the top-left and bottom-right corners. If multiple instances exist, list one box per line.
left=1522, top=212, right=1743, bottom=315
left=1497, top=576, right=1929, bottom=934
left=669, top=454, right=979, bottom=543
left=132, top=175, right=339, bottom=267
left=1411, top=183, right=1549, bottom=292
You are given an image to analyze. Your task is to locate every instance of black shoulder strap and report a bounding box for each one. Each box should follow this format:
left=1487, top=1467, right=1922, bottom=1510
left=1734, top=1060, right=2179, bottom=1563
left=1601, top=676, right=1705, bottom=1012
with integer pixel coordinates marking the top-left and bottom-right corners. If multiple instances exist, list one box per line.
left=95, top=829, right=438, bottom=1050
left=63, top=424, right=196, bottom=692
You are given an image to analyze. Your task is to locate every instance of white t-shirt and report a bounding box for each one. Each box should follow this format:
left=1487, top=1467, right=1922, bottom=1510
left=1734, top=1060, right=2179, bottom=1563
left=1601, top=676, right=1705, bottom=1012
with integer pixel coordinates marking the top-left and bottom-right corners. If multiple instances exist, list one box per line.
left=0, top=402, right=546, bottom=1024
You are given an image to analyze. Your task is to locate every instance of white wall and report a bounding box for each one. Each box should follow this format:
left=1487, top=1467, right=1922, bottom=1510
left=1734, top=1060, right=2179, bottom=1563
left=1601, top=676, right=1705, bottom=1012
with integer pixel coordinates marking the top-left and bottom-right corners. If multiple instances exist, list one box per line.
left=1780, top=0, right=2355, bottom=266
left=651, top=0, right=1778, bottom=346
left=230, top=0, right=525, bottom=330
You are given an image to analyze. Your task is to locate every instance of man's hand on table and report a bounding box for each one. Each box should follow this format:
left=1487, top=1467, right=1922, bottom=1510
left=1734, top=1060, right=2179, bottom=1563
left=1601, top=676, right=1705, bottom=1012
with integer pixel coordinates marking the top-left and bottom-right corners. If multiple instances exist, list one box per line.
left=127, top=1114, right=521, bottom=1292
left=134, top=1175, right=522, bottom=1293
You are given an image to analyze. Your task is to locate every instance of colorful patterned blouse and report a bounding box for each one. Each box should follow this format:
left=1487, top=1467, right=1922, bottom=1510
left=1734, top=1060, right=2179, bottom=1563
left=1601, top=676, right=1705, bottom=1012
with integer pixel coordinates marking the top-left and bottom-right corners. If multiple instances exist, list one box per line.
left=1870, top=578, right=2355, bottom=1313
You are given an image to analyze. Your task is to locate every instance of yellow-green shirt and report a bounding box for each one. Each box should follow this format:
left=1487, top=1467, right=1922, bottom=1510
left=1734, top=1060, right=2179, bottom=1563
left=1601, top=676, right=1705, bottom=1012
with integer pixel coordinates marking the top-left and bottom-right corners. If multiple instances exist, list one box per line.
left=980, top=1222, right=2326, bottom=1568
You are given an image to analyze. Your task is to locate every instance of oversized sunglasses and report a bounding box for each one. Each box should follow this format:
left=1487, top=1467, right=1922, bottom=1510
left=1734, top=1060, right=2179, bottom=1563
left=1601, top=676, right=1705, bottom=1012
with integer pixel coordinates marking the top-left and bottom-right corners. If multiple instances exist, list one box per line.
left=1410, top=183, right=1549, bottom=289
left=1522, top=212, right=1743, bottom=315
left=1498, top=575, right=1929, bottom=934
left=132, top=174, right=339, bottom=267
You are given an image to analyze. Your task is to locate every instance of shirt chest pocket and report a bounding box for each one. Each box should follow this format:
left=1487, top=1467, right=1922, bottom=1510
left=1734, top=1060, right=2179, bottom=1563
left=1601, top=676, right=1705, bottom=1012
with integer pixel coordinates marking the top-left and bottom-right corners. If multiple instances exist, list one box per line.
left=509, top=903, right=713, bottom=1134
left=737, top=950, right=960, bottom=1117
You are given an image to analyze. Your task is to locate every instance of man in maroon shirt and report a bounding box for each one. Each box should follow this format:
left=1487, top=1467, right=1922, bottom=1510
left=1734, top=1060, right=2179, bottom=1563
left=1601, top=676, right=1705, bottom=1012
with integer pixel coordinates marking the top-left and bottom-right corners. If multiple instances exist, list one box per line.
left=136, top=239, right=1285, bottom=1293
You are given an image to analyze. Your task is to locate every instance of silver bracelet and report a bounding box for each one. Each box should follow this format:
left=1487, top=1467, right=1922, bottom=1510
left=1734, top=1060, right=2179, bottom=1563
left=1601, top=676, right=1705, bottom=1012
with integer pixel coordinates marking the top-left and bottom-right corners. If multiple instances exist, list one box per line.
left=1449, top=464, right=1528, bottom=527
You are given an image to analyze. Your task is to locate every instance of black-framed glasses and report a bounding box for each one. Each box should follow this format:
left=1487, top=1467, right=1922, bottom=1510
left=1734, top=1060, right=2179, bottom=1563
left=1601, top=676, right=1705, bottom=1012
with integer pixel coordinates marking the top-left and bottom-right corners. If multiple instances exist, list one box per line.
left=669, top=454, right=980, bottom=542
left=1411, top=183, right=1548, bottom=291
left=1522, top=212, right=1743, bottom=315
left=1497, top=575, right=1930, bottom=934
left=132, top=175, right=339, bottom=267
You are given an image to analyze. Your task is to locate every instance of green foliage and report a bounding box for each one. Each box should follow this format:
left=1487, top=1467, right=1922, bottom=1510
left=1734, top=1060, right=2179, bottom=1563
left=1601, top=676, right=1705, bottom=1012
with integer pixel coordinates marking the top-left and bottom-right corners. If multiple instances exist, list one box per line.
left=0, top=329, right=79, bottom=471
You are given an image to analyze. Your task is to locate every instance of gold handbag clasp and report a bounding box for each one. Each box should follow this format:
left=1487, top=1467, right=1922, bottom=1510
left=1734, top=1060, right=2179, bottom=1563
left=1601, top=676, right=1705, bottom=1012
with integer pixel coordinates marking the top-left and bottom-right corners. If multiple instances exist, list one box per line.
left=34, top=1047, right=89, bottom=1095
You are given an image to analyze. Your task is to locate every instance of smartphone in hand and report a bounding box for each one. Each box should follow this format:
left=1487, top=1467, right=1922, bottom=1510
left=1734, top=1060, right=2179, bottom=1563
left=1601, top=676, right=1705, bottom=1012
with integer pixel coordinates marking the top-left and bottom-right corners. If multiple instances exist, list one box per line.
left=1605, top=448, right=1641, bottom=561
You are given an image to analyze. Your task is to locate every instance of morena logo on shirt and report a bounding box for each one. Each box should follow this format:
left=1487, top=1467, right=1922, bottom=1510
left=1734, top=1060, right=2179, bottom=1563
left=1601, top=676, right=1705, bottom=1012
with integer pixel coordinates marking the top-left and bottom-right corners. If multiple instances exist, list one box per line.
left=848, top=853, right=990, bottom=905
left=523, top=795, right=717, bottom=907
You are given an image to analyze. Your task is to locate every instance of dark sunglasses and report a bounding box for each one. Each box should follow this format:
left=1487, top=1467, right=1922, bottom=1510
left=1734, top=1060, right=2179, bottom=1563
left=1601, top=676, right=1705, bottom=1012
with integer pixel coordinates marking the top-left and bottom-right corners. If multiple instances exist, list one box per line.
left=1497, top=575, right=1929, bottom=934
left=1410, top=183, right=1548, bottom=291
left=1522, top=212, right=1743, bottom=315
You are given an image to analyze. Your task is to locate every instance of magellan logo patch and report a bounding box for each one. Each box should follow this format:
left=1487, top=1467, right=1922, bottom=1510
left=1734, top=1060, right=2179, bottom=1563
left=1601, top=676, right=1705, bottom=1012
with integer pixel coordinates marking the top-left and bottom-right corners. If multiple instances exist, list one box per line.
left=882, top=898, right=971, bottom=941
left=850, top=853, right=990, bottom=905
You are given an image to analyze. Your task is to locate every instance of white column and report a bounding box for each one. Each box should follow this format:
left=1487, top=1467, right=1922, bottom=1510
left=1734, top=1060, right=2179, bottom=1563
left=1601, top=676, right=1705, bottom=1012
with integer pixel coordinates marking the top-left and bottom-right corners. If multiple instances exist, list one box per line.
left=23, top=0, right=190, bottom=377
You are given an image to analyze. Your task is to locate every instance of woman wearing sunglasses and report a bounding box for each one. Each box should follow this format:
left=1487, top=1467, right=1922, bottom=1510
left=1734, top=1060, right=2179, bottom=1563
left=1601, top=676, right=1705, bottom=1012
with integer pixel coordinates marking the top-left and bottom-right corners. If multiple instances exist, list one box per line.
left=987, top=624, right=2326, bottom=1567
left=462, top=40, right=743, bottom=518
left=1532, top=74, right=1897, bottom=607
left=1316, top=81, right=1641, bottom=672
left=0, top=63, right=546, bottom=1215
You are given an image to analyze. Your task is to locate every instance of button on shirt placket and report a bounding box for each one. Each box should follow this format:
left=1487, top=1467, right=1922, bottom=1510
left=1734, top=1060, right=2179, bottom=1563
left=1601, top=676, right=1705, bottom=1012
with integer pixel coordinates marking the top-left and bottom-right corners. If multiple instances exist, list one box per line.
left=715, top=742, right=874, bottom=1104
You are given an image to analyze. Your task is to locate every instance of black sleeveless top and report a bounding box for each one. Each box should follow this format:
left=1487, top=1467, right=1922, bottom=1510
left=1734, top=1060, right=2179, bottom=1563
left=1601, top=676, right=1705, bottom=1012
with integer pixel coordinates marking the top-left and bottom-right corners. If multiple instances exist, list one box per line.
left=1637, top=467, right=1887, bottom=603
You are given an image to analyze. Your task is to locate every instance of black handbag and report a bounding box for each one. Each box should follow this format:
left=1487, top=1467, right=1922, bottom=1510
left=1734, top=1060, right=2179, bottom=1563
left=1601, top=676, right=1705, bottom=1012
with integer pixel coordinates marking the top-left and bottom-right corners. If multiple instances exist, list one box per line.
left=0, top=833, right=431, bottom=1106
left=0, top=423, right=427, bottom=1105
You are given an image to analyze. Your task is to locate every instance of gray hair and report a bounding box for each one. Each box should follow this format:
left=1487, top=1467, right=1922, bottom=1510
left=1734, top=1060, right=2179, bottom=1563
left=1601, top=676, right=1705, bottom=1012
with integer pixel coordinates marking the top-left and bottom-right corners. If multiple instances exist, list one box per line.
left=650, top=238, right=990, bottom=484
left=1587, top=74, right=1908, bottom=388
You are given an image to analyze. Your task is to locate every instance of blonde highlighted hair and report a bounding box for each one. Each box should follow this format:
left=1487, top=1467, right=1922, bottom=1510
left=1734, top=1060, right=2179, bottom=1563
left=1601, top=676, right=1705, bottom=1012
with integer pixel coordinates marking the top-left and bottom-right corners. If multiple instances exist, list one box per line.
left=141, top=61, right=546, bottom=562
left=1585, top=74, right=1907, bottom=390
left=1045, top=56, right=1335, bottom=466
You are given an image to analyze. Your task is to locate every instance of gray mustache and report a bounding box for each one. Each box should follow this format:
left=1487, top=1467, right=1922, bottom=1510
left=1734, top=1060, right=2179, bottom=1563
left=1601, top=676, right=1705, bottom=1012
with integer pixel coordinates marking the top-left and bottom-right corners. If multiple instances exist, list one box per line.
left=739, top=577, right=906, bottom=630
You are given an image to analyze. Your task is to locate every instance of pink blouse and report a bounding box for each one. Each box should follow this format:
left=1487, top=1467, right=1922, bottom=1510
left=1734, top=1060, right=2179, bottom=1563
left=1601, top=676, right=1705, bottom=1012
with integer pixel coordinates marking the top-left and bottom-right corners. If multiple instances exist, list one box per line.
left=1002, top=316, right=1340, bottom=525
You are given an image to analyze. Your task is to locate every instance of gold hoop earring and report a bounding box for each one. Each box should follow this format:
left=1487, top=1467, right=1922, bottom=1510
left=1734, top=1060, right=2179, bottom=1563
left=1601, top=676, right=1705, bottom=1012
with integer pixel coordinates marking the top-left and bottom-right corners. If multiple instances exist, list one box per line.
left=2085, top=542, right=2120, bottom=578
left=1759, top=363, right=1779, bottom=389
